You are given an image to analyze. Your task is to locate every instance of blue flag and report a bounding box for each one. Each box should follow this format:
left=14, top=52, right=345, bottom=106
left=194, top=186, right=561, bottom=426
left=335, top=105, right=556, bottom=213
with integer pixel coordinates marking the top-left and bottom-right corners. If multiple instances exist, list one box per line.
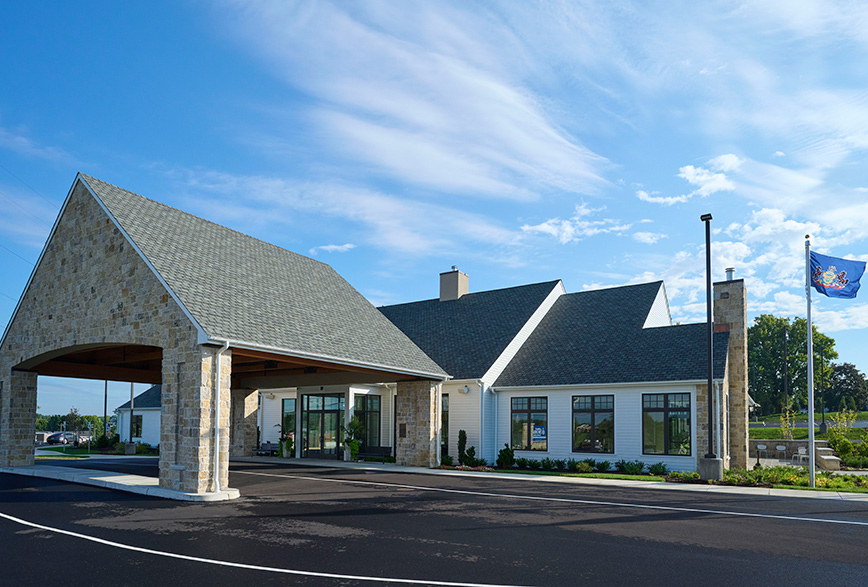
left=810, top=251, right=866, bottom=299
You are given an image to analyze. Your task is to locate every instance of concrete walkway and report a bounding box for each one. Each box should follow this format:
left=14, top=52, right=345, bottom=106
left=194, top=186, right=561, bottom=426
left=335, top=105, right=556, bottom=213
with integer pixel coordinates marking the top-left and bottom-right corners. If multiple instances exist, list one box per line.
left=3, top=452, right=868, bottom=503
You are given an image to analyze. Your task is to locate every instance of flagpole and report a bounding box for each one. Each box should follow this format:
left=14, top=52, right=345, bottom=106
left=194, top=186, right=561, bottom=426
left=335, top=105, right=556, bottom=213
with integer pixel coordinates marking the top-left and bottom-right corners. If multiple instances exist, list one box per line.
left=805, top=235, right=816, bottom=488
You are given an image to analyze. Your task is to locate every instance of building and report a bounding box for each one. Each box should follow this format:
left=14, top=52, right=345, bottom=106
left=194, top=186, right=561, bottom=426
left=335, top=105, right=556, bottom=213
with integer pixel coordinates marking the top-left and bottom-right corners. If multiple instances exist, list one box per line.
left=115, top=384, right=162, bottom=446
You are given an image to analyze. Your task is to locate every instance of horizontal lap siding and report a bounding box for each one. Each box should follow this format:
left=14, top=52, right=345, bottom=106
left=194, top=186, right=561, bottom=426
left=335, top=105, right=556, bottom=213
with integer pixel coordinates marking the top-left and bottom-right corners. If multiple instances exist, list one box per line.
left=260, top=390, right=296, bottom=443
left=496, top=385, right=699, bottom=472
left=444, top=382, right=480, bottom=458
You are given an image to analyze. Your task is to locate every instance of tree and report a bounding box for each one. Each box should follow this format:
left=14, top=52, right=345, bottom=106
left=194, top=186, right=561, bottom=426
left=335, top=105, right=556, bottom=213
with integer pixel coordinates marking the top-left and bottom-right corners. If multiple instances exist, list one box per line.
left=826, top=363, right=868, bottom=412
left=64, top=407, right=86, bottom=433
left=747, top=314, right=837, bottom=414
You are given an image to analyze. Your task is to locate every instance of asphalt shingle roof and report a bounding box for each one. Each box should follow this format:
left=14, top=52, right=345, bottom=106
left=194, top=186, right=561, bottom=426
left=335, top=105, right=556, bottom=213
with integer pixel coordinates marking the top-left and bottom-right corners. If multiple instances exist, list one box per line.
left=81, top=174, right=446, bottom=378
left=494, top=282, right=729, bottom=387
left=117, top=385, right=162, bottom=410
left=378, top=281, right=561, bottom=379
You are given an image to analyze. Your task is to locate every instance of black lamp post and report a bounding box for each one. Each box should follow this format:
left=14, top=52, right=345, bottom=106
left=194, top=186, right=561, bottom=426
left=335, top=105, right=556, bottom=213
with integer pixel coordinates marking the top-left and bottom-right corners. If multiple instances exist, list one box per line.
left=783, top=325, right=789, bottom=410
left=701, top=213, right=716, bottom=459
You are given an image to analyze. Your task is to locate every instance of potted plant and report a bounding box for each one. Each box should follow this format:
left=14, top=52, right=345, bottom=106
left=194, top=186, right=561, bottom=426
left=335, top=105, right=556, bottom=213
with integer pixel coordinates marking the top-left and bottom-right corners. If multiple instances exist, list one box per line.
left=281, top=432, right=294, bottom=458
left=343, top=416, right=364, bottom=461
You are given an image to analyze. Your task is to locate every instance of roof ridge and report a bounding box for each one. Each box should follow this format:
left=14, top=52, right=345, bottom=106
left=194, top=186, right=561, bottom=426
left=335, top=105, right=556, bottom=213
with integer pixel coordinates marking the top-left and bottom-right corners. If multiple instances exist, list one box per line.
left=379, top=279, right=562, bottom=309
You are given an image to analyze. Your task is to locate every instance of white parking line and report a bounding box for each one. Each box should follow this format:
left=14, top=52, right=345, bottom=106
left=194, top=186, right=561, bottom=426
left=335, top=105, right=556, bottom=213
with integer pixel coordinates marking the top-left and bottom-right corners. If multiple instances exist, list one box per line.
left=235, top=470, right=868, bottom=528
left=0, top=511, right=530, bottom=587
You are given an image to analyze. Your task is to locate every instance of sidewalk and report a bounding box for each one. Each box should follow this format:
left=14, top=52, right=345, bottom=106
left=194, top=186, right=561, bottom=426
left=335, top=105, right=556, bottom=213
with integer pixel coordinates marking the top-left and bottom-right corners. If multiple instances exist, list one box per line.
left=3, top=452, right=868, bottom=503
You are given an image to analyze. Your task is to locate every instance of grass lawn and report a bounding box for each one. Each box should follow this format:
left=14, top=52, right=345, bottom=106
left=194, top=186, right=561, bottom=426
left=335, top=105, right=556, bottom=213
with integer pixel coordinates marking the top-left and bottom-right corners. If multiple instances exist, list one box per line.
left=749, top=427, right=865, bottom=440
left=495, top=469, right=665, bottom=482
left=757, top=411, right=868, bottom=422
left=38, top=446, right=158, bottom=456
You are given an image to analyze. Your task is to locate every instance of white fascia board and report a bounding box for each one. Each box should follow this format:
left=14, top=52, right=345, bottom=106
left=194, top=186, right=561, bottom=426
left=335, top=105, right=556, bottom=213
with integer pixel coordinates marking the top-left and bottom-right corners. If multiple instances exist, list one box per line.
left=0, top=177, right=80, bottom=349
left=493, top=378, right=725, bottom=394
left=203, top=337, right=450, bottom=382
left=79, top=175, right=211, bottom=345
left=642, top=282, right=672, bottom=329
left=479, top=280, right=564, bottom=385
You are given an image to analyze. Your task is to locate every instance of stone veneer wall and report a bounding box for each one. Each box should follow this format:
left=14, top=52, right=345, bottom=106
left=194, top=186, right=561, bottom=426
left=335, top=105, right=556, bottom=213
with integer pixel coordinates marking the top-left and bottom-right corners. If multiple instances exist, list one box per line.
left=230, top=387, right=258, bottom=457
left=714, top=279, right=749, bottom=470
left=0, top=180, right=230, bottom=493
left=395, top=379, right=440, bottom=467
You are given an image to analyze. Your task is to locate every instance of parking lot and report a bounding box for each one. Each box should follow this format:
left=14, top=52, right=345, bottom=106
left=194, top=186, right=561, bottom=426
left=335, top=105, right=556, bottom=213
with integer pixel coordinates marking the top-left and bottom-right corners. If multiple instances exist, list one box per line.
left=4, top=459, right=868, bottom=586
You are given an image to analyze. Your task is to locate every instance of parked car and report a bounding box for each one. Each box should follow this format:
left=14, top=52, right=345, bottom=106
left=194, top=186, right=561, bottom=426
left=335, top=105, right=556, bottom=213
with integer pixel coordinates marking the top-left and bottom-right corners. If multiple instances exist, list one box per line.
left=46, top=432, right=78, bottom=445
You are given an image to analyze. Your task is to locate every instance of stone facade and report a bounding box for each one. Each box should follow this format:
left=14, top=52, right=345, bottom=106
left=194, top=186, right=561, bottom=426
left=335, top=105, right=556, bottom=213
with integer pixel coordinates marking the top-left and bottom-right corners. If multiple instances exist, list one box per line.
left=713, top=278, right=749, bottom=470
left=0, top=180, right=231, bottom=494
left=395, top=379, right=440, bottom=467
left=230, top=387, right=258, bottom=457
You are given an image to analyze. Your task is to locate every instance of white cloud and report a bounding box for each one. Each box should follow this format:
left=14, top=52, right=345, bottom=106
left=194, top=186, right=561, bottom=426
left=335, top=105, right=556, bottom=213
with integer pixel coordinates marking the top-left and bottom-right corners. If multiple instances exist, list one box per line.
left=633, top=232, right=666, bottom=244
left=636, top=190, right=688, bottom=206
left=677, top=164, right=735, bottom=197
left=0, top=126, right=77, bottom=164
left=309, top=243, right=356, bottom=255
left=773, top=151, right=785, bottom=158
left=521, top=204, right=631, bottom=244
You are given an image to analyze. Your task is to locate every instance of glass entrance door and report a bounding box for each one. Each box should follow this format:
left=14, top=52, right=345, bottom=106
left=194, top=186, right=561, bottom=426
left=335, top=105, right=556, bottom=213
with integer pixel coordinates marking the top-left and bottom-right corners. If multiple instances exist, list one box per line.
left=302, top=395, right=345, bottom=459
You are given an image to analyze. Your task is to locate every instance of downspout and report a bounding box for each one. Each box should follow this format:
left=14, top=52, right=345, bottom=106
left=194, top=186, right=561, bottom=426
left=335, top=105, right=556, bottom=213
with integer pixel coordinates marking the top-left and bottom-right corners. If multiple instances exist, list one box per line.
left=489, top=386, right=497, bottom=460
left=213, top=340, right=230, bottom=493
left=715, top=380, right=722, bottom=458
left=477, top=380, right=484, bottom=461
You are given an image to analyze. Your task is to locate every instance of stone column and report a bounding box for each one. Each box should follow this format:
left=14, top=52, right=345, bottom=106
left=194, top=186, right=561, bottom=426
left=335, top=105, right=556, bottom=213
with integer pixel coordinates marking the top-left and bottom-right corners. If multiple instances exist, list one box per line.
left=395, top=380, right=440, bottom=468
left=714, top=278, right=748, bottom=470
left=0, top=369, right=38, bottom=467
left=158, top=345, right=232, bottom=494
left=230, top=387, right=258, bottom=457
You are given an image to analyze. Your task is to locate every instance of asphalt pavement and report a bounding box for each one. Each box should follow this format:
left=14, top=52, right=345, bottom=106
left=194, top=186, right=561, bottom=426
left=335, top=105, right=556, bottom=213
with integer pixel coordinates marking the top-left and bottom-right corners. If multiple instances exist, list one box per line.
left=3, top=458, right=868, bottom=586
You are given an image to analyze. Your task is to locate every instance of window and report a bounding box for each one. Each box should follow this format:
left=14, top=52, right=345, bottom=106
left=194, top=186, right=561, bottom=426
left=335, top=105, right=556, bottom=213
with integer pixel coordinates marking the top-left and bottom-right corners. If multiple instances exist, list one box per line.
left=511, top=397, right=547, bottom=451
left=572, top=395, right=614, bottom=453
left=642, top=393, right=691, bottom=455
left=131, top=414, right=143, bottom=438
left=441, top=394, right=449, bottom=456
left=282, top=398, right=296, bottom=441
left=353, top=395, right=381, bottom=450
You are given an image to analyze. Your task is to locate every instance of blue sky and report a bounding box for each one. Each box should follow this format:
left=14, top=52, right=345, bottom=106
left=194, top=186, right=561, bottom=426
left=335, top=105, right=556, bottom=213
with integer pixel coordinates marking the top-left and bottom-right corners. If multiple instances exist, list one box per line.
left=1, top=1, right=866, bottom=416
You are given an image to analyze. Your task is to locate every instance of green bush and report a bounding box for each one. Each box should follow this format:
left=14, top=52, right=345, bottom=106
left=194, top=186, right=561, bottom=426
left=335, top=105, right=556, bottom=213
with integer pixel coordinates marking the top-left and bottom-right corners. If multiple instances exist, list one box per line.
left=582, top=458, right=596, bottom=469
left=553, top=459, right=567, bottom=471
left=575, top=461, right=593, bottom=473
left=594, top=460, right=611, bottom=473
left=515, top=457, right=530, bottom=469
left=648, top=462, right=669, bottom=475
left=458, top=430, right=467, bottom=465
left=540, top=457, right=555, bottom=471
left=527, top=459, right=541, bottom=470
left=441, top=455, right=453, bottom=466
left=841, top=454, right=868, bottom=469
left=668, top=471, right=700, bottom=482
left=615, top=459, right=645, bottom=475
left=496, top=444, right=515, bottom=469
left=829, top=434, right=854, bottom=458
left=566, top=458, right=579, bottom=472
left=854, top=440, right=868, bottom=458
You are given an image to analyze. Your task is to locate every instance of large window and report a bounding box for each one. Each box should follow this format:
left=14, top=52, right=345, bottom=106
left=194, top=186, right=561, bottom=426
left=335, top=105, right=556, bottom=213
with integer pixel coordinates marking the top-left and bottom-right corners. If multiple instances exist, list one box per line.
left=511, top=397, right=547, bottom=451
left=353, top=395, right=381, bottom=450
left=572, top=395, right=614, bottom=453
left=642, top=393, right=691, bottom=455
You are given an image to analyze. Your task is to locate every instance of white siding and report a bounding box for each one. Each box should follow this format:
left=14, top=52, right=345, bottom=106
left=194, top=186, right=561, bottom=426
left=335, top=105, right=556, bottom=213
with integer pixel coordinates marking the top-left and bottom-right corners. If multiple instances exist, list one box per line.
left=259, top=389, right=297, bottom=443
left=443, top=381, right=480, bottom=460
left=643, top=283, right=672, bottom=328
left=116, top=408, right=161, bottom=446
left=496, top=384, right=699, bottom=472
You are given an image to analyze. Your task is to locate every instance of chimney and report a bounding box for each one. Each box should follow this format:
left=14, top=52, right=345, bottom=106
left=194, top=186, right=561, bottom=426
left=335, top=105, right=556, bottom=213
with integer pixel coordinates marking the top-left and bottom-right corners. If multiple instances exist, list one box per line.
left=440, top=266, right=469, bottom=301
left=725, top=267, right=735, bottom=281
left=713, top=275, right=748, bottom=470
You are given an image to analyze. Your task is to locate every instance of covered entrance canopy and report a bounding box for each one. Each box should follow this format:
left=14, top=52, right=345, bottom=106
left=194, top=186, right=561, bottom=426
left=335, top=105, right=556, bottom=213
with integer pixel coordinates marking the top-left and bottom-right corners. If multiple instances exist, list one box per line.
left=0, top=174, right=447, bottom=498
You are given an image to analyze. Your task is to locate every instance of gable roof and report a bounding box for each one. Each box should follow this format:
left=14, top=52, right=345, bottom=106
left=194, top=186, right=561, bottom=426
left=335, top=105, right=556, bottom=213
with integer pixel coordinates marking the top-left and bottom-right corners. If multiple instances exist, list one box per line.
left=378, top=281, right=561, bottom=380
left=494, top=282, right=729, bottom=387
left=78, top=174, right=446, bottom=379
left=117, top=385, right=162, bottom=410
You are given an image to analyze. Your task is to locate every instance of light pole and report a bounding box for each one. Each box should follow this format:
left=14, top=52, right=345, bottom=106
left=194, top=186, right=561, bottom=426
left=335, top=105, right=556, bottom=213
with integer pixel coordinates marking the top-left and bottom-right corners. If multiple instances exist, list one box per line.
left=701, top=213, right=716, bottom=460
left=783, top=325, right=789, bottom=411
left=819, top=348, right=827, bottom=434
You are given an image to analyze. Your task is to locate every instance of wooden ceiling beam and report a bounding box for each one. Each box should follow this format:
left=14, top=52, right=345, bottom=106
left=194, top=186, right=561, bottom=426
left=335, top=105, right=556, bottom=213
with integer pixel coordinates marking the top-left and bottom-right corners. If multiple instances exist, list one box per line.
left=34, top=360, right=161, bottom=384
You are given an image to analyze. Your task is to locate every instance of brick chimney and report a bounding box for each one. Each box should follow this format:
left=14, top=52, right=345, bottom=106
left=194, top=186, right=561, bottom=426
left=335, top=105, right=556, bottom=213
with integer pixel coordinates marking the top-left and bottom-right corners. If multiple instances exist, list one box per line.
left=440, top=266, right=468, bottom=301
left=713, top=268, right=748, bottom=469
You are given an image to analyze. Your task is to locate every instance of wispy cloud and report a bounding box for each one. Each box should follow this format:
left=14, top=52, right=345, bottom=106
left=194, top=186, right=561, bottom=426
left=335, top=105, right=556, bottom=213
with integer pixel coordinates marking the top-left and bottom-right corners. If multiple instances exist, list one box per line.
left=636, top=190, right=688, bottom=206
left=521, top=203, right=631, bottom=244
left=0, top=126, right=77, bottom=164
left=309, top=243, right=356, bottom=255
left=633, top=232, right=666, bottom=245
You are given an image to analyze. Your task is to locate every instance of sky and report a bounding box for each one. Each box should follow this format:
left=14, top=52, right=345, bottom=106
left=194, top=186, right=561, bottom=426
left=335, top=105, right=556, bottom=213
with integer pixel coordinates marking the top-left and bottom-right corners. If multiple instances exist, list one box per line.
left=1, top=1, right=866, bottom=417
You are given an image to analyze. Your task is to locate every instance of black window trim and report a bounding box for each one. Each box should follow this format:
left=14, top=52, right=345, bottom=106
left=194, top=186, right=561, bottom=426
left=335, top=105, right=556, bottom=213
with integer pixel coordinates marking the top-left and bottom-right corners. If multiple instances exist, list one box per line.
left=511, top=396, right=548, bottom=452
left=571, top=394, right=614, bottom=454
left=642, top=392, right=692, bottom=457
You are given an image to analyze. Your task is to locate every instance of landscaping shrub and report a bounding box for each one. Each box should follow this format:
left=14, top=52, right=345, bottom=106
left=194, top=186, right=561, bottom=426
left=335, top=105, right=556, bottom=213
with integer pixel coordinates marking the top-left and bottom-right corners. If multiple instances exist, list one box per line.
left=615, top=459, right=645, bottom=475
left=553, top=459, right=567, bottom=471
left=527, top=459, right=541, bottom=470
left=496, top=444, right=515, bottom=469
left=540, top=457, right=555, bottom=471
left=667, top=471, right=700, bottom=482
left=441, top=455, right=453, bottom=466
left=566, top=458, right=579, bottom=472
left=582, top=458, right=596, bottom=469
left=458, top=430, right=468, bottom=465
left=463, top=446, right=485, bottom=467
left=648, top=462, right=669, bottom=476
left=515, top=457, right=530, bottom=469
left=594, top=460, right=611, bottom=473
left=575, top=461, right=593, bottom=473
left=841, top=454, right=868, bottom=469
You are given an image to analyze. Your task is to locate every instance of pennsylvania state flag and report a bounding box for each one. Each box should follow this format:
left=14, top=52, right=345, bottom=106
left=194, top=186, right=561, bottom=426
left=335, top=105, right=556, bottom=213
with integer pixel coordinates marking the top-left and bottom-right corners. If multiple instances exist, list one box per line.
left=810, top=251, right=866, bottom=299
